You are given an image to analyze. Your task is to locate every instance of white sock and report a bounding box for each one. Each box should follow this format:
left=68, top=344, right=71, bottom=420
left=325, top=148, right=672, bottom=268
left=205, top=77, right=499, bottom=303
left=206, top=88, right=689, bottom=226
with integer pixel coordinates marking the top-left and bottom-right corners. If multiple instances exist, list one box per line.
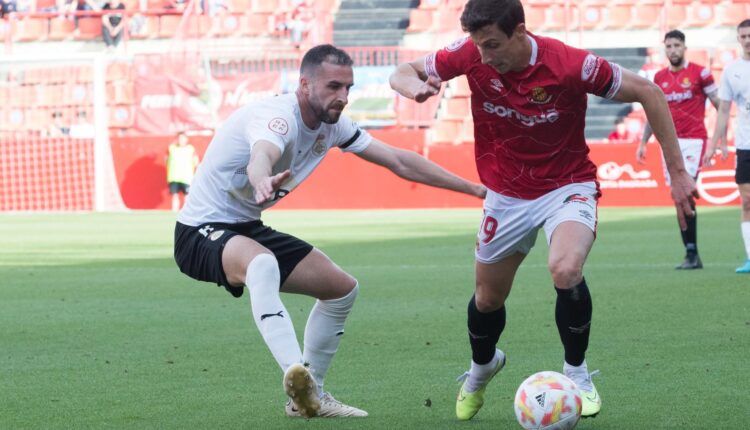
left=465, top=349, right=501, bottom=393
left=302, top=284, right=359, bottom=394
left=742, top=222, right=750, bottom=259
left=246, top=253, right=301, bottom=373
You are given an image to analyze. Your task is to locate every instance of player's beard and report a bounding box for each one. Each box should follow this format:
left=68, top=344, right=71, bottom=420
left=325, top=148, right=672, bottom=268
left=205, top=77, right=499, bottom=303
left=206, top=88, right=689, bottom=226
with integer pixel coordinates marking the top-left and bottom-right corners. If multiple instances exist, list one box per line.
left=314, top=101, right=344, bottom=124
left=668, top=55, right=684, bottom=67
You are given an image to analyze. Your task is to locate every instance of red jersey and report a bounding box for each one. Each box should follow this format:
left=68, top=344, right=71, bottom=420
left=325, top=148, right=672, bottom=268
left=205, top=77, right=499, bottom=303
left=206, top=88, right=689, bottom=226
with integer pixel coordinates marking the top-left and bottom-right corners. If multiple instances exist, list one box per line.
left=425, top=33, right=622, bottom=199
left=653, top=62, right=717, bottom=139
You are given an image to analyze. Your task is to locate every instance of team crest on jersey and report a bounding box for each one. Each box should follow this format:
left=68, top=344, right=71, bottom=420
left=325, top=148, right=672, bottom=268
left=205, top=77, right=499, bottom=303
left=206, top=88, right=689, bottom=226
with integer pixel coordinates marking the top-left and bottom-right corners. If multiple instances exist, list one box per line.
left=446, top=36, right=469, bottom=52
left=268, top=117, right=289, bottom=135
left=529, top=86, right=552, bottom=104
left=680, top=77, right=692, bottom=89
left=313, top=134, right=326, bottom=156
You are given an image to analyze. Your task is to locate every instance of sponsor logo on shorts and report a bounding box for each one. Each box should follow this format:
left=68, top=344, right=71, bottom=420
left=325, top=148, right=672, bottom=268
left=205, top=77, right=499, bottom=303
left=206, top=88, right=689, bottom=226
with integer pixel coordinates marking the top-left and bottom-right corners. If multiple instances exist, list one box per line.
left=268, top=117, right=289, bottom=135
left=578, top=209, right=594, bottom=221
left=563, top=193, right=589, bottom=204
left=209, top=230, right=225, bottom=241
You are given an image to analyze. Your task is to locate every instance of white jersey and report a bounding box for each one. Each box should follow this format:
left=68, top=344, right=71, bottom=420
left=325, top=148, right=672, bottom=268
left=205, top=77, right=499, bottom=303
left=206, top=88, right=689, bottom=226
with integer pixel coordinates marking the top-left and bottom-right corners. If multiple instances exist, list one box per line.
left=178, top=93, right=372, bottom=226
left=718, top=58, right=750, bottom=150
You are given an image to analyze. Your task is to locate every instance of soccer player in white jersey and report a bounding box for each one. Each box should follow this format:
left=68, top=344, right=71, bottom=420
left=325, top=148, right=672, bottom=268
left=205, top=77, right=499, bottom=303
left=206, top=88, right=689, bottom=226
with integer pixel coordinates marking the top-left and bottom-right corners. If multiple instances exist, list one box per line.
left=173, top=45, right=487, bottom=418
left=704, top=19, right=750, bottom=273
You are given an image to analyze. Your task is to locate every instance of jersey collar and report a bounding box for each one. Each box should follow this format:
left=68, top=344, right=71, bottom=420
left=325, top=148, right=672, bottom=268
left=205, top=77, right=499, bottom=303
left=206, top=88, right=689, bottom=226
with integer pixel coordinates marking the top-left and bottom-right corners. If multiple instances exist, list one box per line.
left=528, top=34, right=538, bottom=66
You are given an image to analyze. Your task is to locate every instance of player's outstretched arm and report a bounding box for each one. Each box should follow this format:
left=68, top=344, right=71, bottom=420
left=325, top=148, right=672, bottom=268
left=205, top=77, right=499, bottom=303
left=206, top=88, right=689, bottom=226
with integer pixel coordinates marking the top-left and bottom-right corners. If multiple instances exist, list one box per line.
left=612, top=68, right=697, bottom=229
left=248, top=140, right=290, bottom=204
left=389, top=56, right=442, bottom=103
left=704, top=100, right=732, bottom=166
left=355, top=139, right=486, bottom=198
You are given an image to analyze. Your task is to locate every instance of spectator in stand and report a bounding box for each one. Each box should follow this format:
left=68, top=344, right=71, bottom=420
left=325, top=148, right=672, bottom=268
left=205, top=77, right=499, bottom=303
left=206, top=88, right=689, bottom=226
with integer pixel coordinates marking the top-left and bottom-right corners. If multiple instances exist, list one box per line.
left=57, top=0, right=77, bottom=19
left=69, top=110, right=95, bottom=138
left=101, top=0, right=125, bottom=51
left=0, top=0, right=17, bottom=19
left=606, top=117, right=635, bottom=144
left=75, top=0, right=100, bottom=32
left=279, top=0, right=313, bottom=49
left=48, top=111, right=71, bottom=137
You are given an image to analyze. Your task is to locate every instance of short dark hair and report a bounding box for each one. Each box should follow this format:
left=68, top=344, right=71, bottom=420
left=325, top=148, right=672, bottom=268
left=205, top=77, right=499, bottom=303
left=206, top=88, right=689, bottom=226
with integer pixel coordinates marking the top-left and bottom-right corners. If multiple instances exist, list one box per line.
left=664, top=29, right=685, bottom=43
left=300, top=44, right=353, bottom=76
left=739, top=19, right=750, bottom=30
left=460, top=0, right=525, bottom=38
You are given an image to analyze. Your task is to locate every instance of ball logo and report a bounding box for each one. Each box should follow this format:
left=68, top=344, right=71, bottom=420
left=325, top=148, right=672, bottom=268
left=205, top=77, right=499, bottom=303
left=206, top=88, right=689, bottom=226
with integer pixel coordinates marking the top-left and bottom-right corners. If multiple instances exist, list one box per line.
left=446, top=36, right=469, bottom=52
left=581, top=54, right=597, bottom=82
left=268, top=117, right=289, bottom=135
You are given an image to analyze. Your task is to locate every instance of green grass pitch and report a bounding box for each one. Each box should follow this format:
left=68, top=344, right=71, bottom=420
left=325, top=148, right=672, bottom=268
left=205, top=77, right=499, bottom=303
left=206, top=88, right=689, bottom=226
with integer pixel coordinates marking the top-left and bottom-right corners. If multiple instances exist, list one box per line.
left=1, top=208, right=748, bottom=429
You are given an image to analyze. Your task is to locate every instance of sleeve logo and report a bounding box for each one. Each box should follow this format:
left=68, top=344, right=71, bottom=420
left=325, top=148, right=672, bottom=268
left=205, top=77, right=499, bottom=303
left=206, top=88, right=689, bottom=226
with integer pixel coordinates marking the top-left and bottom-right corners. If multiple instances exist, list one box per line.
left=446, top=36, right=469, bottom=52
left=268, top=117, right=289, bottom=135
left=581, top=54, right=597, bottom=82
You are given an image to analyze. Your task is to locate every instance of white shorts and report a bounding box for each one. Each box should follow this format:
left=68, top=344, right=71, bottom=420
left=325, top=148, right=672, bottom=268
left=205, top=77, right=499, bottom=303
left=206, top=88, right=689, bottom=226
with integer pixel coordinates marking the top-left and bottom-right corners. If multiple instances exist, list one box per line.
left=663, top=138, right=705, bottom=184
left=475, top=182, right=599, bottom=264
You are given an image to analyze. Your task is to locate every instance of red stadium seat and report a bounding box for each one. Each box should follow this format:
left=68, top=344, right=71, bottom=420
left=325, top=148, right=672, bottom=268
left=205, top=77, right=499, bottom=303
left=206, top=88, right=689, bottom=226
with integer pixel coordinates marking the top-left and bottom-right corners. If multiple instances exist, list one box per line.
left=48, top=17, right=76, bottom=40
left=159, top=14, right=182, bottom=38
left=665, top=5, right=688, bottom=29
left=602, top=5, right=633, bottom=30
left=12, top=17, right=48, bottom=42
left=631, top=4, right=661, bottom=29
left=524, top=5, right=546, bottom=30
left=429, top=120, right=461, bottom=145
left=717, top=3, right=750, bottom=27
left=241, top=12, right=271, bottom=36
left=450, top=76, right=471, bottom=98
left=442, top=97, right=470, bottom=121
left=458, top=118, right=474, bottom=145
left=686, top=49, right=709, bottom=67
left=251, top=0, right=279, bottom=14
left=76, top=16, right=103, bottom=40
left=407, top=9, right=433, bottom=33
left=578, top=5, right=603, bottom=30
left=431, top=8, right=461, bottom=32
left=686, top=3, right=715, bottom=28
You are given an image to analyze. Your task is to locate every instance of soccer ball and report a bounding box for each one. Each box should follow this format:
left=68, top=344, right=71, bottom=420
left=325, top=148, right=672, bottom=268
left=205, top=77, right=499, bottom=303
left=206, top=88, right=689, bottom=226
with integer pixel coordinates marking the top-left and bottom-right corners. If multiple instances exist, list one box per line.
left=513, top=371, right=582, bottom=430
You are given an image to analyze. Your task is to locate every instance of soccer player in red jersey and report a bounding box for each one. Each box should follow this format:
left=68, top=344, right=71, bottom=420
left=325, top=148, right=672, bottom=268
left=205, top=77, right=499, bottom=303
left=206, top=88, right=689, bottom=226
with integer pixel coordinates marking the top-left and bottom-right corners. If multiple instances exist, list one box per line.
left=390, top=0, right=697, bottom=421
left=636, top=30, right=720, bottom=270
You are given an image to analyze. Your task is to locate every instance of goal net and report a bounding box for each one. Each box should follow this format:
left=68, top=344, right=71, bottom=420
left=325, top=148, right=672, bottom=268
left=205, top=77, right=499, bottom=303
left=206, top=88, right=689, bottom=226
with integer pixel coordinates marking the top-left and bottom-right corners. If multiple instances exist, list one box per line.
left=0, top=56, right=126, bottom=212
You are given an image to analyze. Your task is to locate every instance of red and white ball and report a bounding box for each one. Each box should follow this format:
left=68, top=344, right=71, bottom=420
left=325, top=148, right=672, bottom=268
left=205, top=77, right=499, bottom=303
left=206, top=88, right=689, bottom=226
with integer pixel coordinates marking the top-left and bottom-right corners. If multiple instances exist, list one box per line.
left=513, top=371, right=582, bottom=430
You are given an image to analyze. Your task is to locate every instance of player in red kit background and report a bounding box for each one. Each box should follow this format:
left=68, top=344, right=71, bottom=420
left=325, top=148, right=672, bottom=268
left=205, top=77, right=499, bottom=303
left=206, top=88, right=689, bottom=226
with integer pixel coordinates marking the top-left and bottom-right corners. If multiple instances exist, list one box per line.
left=390, top=0, right=696, bottom=422
left=636, top=30, right=720, bottom=270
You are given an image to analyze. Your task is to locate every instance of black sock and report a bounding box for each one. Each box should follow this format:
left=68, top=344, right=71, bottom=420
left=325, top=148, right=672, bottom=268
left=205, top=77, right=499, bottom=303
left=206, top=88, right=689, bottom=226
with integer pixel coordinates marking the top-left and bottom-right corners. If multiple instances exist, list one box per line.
left=680, top=205, right=697, bottom=255
left=555, top=278, right=592, bottom=366
left=467, top=295, right=506, bottom=365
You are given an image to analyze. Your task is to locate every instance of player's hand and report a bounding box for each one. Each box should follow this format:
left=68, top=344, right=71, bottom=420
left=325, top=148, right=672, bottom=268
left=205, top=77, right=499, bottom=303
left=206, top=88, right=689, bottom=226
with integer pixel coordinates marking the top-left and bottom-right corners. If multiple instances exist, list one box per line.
left=635, top=144, right=647, bottom=164
left=669, top=170, right=698, bottom=230
left=413, top=76, right=441, bottom=103
left=719, top=142, right=729, bottom=161
left=702, top=141, right=718, bottom=166
left=254, top=170, right=291, bottom=204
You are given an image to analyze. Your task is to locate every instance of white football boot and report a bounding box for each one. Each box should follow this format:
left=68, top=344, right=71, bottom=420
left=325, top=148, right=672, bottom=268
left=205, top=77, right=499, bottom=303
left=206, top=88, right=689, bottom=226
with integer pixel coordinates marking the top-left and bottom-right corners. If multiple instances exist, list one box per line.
left=286, top=392, right=368, bottom=418
left=282, top=363, right=320, bottom=418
